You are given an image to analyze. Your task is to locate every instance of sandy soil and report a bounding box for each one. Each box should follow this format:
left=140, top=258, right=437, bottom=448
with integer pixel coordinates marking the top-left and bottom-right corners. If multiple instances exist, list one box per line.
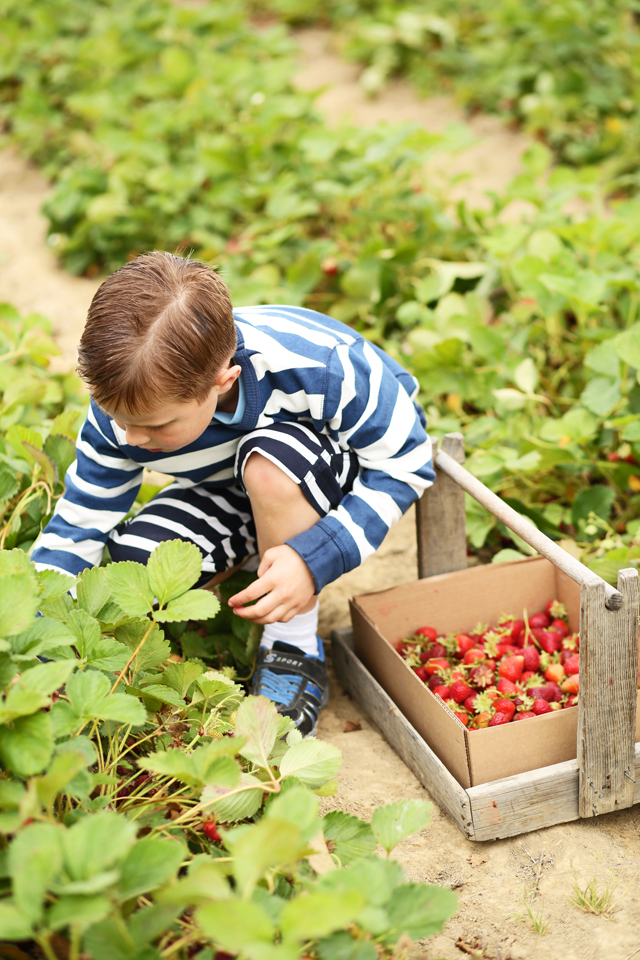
left=1, top=29, right=639, bottom=960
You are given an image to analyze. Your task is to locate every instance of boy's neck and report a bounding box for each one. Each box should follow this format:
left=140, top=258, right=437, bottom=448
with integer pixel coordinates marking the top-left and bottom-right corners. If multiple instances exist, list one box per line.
left=216, top=377, right=239, bottom=414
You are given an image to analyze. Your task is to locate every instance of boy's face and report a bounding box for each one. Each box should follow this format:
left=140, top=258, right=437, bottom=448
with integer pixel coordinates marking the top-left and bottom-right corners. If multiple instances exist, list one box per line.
left=102, top=363, right=241, bottom=453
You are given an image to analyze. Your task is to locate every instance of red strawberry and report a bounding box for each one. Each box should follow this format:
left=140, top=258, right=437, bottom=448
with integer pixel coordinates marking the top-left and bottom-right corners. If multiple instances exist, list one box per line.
left=456, top=633, right=476, bottom=656
left=415, top=626, right=438, bottom=641
left=428, top=674, right=444, bottom=691
left=463, top=694, right=478, bottom=711
left=530, top=611, right=551, bottom=629
left=545, top=599, right=567, bottom=619
left=488, top=712, right=512, bottom=727
left=496, top=677, right=517, bottom=694
left=492, top=698, right=516, bottom=719
left=521, top=670, right=534, bottom=683
left=564, top=695, right=578, bottom=708
left=538, top=630, right=562, bottom=654
left=550, top=618, right=569, bottom=638
left=497, top=643, right=520, bottom=658
left=203, top=820, right=221, bottom=842
left=463, top=647, right=486, bottom=665
left=531, top=698, right=552, bottom=715
left=506, top=618, right=525, bottom=640
left=512, top=711, right=535, bottom=721
left=522, top=646, right=540, bottom=672
left=424, top=657, right=450, bottom=676
left=528, top=685, right=553, bottom=702
left=564, top=654, right=580, bottom=676
left=432, top=684, right=450, bottom=699
left=445, top=700, right=470, bottom=725
left=498, top=655, right=524, bottom=683
left=515, top=628, right=527, bottom=646
left=413, top=666, right=428, bottom=682
left=469, top=664, right=495, bottom=689
left=449, top=679, right=473, bottom=704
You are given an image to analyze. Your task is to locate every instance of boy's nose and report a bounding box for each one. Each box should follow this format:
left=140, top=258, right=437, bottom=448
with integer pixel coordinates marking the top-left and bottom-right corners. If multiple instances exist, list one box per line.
left=125, top=426, right=150, bottom=446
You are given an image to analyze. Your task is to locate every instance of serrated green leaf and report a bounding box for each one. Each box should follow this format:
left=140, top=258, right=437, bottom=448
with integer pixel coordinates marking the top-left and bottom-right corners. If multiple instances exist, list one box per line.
left=62, top=669, right=146, bottom=728
left=106, top=561, right=154, bottom=617
left=134, top=682, right=186, bottom=709
left=0, top=572, right=40, bottom=636
left=138, top=745, right=239, bottom=789
left=118, top=837, right=186, bottom=901
left=76, top=565, right=112, bottom=616
left=0, top=900, right=33, bottom=940
left=147, top=539, right=203, bottom=606
left=200, top=772, right=264, bottom=822
left=47, top=893, right=111, bottom=933
left=280, top=890, right=365, bottom=943
left=316, top=931, right=378, bottom=960
left=226, top=816, right=310, bottom=898
left=10, top=615, right=76, bottom=659
left=370, top=800, right=432, bottom=854
left=156, top=861, right=230, bottom=905
left=160, top=659, right=203, bottom=697
left=279, top=739, right=342, bottom=789
left=153, top=588, right=220, bottom=622
left=382, top=883, right=457, bottom=943
left=8, top=822, right=62, bottom=923
left=235, top=695, right=280, bottom=769
left=115, top=620, right=169, bottom=674
left=34, top=749, right=88, bottom=811
left=36, top=568, right=77, bottom=601
left=0, top=659, right=76, bottom=724
left=322, top=811, right=376, bottom=864
left=196, top=900, right=274, bottom=952
left=571, top=484, right=617, bottom=525
left=62, top=810, right=136, bottom=882
left=0, top=710, right=54, bottom=776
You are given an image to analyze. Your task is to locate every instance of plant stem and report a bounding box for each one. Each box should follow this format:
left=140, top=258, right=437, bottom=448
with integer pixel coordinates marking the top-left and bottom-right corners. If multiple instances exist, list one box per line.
left=110, top=619, right=155, bottom=693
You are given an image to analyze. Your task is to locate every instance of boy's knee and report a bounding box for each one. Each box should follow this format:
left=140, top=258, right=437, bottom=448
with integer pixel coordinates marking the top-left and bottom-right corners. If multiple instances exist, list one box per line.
left=243, top=452, right=295, bottom=501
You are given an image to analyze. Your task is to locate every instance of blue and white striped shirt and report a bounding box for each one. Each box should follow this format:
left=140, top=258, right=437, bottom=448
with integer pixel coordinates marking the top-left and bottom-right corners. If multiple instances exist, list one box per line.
left=32, top=306, right=435, bottom=591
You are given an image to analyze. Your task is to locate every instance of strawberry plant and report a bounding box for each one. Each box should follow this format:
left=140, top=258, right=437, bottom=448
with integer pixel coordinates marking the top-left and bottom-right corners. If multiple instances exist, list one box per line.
left=0, top=541, right=457, bottom=958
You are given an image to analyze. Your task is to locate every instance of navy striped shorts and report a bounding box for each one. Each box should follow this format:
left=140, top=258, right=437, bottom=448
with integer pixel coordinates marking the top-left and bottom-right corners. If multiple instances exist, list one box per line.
left=107, top=422, right=360, bottom=583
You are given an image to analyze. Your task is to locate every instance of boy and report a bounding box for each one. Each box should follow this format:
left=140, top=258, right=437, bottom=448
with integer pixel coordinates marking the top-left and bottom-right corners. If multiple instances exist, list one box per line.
left=32, top=252, right=435, bottom=735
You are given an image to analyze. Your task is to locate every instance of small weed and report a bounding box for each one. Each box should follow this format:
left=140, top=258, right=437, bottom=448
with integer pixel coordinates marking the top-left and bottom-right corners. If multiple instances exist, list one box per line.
left=522, top=897, right=550, bottom=935
left=568, top=870, right=637, bottom=918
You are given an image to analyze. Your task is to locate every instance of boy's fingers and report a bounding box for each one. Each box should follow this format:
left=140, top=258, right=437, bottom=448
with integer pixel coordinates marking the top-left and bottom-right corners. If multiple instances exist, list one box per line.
left=227, top=580, right=270, bottom=607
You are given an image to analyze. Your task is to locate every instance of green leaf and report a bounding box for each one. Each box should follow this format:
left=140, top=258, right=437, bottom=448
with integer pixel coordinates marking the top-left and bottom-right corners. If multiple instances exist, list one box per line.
left=322, top=811, right=376, bottom=865
left=118, top=837, right=186, bottom=901
left=62, top=810, right=136, bottom=882
left=115, top=620, right=169, bottom=674
left=58, top=669, right=146, bottom=731
left=613, top=323, right=640, bottom=371
left=265, top=786, right=319, bottom=843
left=0, top=710, right=54, bottom=776
left=513, top=358, right=539, bottom=394
left=316, top=931, right=377, bottom=960
left=67, top=610, right=129, bottom=672
left=160, top=660, right=203, bottom=697
left=36, top=568, right=77, bottom=601
left=280, top=890, right=365, bottom=943
left=196, top=900, right=274, bottom=952
left=156, top=861, right=230, bottom=905
left=106, top=561, right=154, bottom=617
left=226, top=816, right=311, bottom=898
left=43, top=433, right=76, bottom=482
left=279, top=739, right=342, bottom=789
left=8, top=822, right=63, bottom=923
left=147, top=539, right=203, bottom=606
left=382, top=883, right=457, bottom=943
left=35, top=749, right=89, bottom=810
left=370, top=800, right=432, bottom=854
left=0, top=659, right=75, bottom=725
left=571, top=485, right=617, bottom=525
left=0, top=572, right=40, bottom=636
left=200, top=772, right=264, bottom=822
left=153, top=588, right=220, bottom=622
left=0, top=900, right=33, bottom=940
left=47, top=894, right=111, bottom=933
left=138, top=745, right=240, bottom=789
left=11, top=616, right=76, bottom=660
left=132, top=682, right=186, bottom=710
left=235, top=695, right=280, bottom=769
left=76, top=565, right=112, bottom=616
left=580, top=377, right=621, bottom=416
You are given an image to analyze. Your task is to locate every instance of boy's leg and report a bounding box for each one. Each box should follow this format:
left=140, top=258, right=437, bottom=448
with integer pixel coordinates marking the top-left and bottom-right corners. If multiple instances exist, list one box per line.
left=235, top=423, right=359, bottom=736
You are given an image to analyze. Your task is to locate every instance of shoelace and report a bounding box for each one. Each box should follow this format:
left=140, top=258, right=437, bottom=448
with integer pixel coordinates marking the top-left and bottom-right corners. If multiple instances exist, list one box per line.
left=255, top=669, right=301, bottom=705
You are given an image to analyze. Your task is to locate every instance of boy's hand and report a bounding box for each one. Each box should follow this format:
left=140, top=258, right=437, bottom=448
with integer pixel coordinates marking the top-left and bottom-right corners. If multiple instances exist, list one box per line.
left=228, top=545, right=316, bottom=624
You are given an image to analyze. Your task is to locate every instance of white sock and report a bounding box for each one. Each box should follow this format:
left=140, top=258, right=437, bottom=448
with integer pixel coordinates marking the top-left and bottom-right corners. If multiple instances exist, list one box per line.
left=261, top=600, right=320, bottom=656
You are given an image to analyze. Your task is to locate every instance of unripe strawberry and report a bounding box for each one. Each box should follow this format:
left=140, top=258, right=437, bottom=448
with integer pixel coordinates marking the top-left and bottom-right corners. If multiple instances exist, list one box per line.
left=474, top=711, right=491, bottom=728
left=564, top=654, right=580, bottom=676
left=531, top=698, right=552, bottom=715
left=321, top=257, right=339, bottom=276
left=415, top=626, right=438, bottom=641
left=492, top=698, right=516, bottom=719
left=512, top=711, right=536, bottom=721
left=530, top=611, right=551, bottom=629
left=449, top=679, right=473, bottom=704
left=488, top=711, right=512, bottom=726
left=561, top=675, right=579, bottom=694
left=522, top=646, right=540, bottom=672
left=545, top=663, right=565, bottom=684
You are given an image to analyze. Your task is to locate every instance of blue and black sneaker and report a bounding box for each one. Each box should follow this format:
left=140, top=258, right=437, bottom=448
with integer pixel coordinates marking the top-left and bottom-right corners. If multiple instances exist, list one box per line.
left=250, top=638, right=329, bottom=738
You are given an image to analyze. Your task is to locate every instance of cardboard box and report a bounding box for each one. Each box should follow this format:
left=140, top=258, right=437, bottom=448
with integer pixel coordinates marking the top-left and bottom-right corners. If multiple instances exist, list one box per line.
left=350, top=555, right=640, bottom=788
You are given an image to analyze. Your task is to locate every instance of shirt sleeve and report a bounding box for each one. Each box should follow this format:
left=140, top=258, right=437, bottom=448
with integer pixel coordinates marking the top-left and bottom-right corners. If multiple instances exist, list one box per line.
left=31, top=399, right=143, bottom=576
left=286, top=339, right=435, bottom=592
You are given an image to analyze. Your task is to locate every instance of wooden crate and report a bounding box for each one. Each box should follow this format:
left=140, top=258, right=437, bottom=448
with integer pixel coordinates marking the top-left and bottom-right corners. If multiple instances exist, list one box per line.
left=331, top=434, right=640, bottom=841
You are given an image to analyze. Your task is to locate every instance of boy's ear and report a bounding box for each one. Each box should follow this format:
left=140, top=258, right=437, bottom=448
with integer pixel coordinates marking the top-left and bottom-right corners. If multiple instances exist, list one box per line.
left=215, top=363, right=242, bottom=395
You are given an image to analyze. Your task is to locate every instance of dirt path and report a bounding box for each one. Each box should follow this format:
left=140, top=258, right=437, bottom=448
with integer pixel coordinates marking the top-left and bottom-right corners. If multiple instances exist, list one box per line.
left=1, top=32, right=639, bottom=960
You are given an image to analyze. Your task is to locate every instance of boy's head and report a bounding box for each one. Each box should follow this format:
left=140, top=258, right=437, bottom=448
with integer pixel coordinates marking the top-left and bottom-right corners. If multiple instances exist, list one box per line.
left=78, top=252, right=237, bottom=417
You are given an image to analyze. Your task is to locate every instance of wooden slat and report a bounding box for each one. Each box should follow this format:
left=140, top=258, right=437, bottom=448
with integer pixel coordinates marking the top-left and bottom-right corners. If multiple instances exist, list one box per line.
left=468, top=743, right=640, bottom=841
left=577, top=568, right=639, bottom=817
left=330, top=628, right=475, bottom=839
left=416, top=433, right=467, bottom=579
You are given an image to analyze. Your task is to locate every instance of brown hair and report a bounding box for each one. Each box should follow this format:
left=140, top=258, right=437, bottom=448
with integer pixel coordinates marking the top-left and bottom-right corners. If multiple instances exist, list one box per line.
left=77, top=252, right=236, bottom=414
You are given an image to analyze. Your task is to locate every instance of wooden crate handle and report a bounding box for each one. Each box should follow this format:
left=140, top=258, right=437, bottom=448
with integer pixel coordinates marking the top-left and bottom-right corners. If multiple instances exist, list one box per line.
left=416, top=433, right=467, bottom=579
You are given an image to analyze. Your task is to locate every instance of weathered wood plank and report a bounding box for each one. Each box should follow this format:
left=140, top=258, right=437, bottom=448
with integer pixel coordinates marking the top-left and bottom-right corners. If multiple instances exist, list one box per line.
left=577, top=568, right=639, bottom=817
left=330, top=628, right=474, bottom=839
left=468, top=742, right=640, bottom=841
left=416, top=433, right=467, bottom=579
